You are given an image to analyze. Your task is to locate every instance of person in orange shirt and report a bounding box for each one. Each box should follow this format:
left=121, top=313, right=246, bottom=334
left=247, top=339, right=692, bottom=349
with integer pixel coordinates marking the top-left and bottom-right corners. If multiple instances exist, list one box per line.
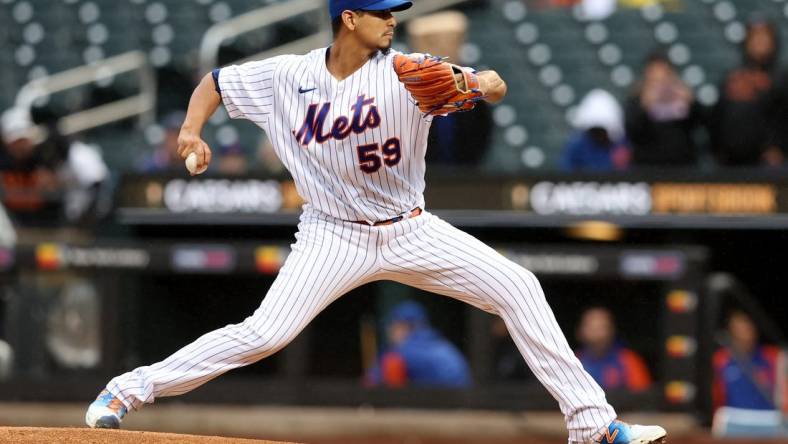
left=576, top=307, right=652, bottom=392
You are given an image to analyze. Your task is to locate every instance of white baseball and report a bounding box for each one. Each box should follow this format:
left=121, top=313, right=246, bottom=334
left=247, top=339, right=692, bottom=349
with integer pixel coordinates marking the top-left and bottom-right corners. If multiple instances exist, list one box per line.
left=185, top=152, right=198, bottom=175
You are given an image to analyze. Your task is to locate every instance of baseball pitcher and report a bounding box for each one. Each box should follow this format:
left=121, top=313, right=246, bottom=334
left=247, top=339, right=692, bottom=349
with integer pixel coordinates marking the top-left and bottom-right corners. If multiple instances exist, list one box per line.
left=86, top=1, right=667, bottom=443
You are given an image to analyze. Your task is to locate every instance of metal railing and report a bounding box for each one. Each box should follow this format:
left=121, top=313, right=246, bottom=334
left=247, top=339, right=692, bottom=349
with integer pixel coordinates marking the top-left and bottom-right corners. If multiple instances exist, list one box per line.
left=198, top=0, right=474, bottom=74
left=14, top=51, right=157, bottom=138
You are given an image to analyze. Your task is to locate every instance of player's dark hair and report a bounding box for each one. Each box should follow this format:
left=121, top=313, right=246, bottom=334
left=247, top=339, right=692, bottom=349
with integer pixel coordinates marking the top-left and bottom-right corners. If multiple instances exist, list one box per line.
left=330, top=10, right=390, bottom=55
left=331, top=17, right=344, bottom=37
left=332, top=10, right=368, bottom=38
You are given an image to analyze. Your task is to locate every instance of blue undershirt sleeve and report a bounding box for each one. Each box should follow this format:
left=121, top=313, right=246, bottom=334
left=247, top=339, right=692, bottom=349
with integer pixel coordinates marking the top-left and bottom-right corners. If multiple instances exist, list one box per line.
left=212, top=68, right=221, bottom=94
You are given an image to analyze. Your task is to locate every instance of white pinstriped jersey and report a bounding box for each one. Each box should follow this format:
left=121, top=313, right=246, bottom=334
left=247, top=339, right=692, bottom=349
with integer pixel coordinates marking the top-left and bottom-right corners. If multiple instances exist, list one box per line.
left=218, top=47, right=432, bottom=223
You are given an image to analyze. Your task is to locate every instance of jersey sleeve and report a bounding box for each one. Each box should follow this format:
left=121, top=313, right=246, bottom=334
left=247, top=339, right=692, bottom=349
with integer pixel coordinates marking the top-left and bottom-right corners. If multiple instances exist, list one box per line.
left=216, top=55, right=291, bottom=126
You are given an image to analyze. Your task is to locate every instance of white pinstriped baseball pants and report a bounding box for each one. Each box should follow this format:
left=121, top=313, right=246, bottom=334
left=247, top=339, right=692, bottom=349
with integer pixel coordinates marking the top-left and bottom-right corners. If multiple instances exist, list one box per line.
left=106, top=210, right=616, bottom=443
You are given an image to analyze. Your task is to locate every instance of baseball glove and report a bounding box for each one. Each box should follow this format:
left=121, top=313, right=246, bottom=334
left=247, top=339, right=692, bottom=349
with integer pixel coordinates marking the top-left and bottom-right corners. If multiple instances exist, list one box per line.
left=393, top=53, right=485, bottom=116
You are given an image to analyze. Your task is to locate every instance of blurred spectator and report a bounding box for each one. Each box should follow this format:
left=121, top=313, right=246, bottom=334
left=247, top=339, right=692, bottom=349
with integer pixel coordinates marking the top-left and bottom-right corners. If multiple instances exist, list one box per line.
left=138, top=112, right=251, bottom=176
left=0, top=338, right=11, bottom=381
left=575, top=307, right=651, bottom=392
left=618, top=0, right=665, bottom=7
left=0, top=107, right=109, bottom=226
left=0, top=107, right=66, bottom=225
left=215, top=142, right=248, bottom=175
left=256, top=133, right=286, bottom=175
left=713, top=310, right=779, bottom=410
left=365, top=301, right=471, bottom=388
left=136, top=111, right=186, bottom=173
left=625, top=51, right=703, bottom=167
left=490, top=316, right=533, bottom=381
left=576, top=0, right=617, bottom=20
left=711, top=17, right=784, bottom=167
left=0, top=203, right=16, bottom=248
left=534, top=0, right=651, bottom=16
left=0, top=208, right=12, bottom=382
left=561, top=89, right=630, bottom=171
left=426, top=102, right=492, bottom=166
left=407, top=11, right=493, bottom=166
left=0, top=202, right=14, bottom=381
left=62, top=139, right=110, bottom=225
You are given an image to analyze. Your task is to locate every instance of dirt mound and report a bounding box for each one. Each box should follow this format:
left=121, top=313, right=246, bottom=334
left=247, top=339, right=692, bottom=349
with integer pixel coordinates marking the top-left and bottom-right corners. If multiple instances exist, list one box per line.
left=0, top=427, right=301, bottom=444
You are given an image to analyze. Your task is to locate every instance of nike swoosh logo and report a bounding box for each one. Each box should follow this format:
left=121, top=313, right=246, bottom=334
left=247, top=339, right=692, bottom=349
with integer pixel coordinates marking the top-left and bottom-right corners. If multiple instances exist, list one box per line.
left=299, top=87, right=317, bottom=94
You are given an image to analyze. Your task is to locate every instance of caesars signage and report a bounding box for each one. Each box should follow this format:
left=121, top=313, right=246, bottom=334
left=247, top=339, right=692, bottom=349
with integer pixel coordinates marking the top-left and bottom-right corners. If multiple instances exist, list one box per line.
left=163, top=179, right=285, bottom=213
left=530, top=181, right=651, bottom=216
left=525, top=181, right=777, bottom=216
left=120, top=175, right=779, bottom=216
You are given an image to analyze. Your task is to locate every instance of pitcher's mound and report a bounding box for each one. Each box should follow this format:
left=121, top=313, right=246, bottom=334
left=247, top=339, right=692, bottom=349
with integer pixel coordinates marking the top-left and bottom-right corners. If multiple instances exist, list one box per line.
left=0, top=427, right=301, bottom=444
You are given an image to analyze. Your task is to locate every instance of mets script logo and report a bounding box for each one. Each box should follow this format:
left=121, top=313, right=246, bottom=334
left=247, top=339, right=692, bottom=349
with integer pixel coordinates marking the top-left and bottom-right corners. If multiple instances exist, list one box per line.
left=293, top=94, right=381, bottom=145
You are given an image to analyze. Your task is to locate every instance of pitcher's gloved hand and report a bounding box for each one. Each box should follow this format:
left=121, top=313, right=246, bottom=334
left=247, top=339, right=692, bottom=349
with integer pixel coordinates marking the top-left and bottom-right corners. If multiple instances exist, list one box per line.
left=393, top=53, right=485, bottom=116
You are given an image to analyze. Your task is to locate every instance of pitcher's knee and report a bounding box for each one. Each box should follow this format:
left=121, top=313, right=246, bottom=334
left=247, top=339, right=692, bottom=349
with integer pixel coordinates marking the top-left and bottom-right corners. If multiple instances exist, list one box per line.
left=241, top=318, right=300, bottom=357
left=518, top=269, right=545, bottom=294
left=520, top=268, right=540, bottom=285
left=489, top=268, right=545, bottom=310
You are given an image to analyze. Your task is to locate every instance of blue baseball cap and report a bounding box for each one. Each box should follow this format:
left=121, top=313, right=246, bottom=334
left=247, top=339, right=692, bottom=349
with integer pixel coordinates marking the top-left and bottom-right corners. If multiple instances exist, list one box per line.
left=385, top=301, right=428, bottom=326
left=329, top=0, right=413, bottom=20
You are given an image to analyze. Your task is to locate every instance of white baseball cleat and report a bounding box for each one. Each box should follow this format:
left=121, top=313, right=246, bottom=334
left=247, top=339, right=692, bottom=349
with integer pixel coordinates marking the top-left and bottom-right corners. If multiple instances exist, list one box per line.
left=85, top=389, right=128, bottom=429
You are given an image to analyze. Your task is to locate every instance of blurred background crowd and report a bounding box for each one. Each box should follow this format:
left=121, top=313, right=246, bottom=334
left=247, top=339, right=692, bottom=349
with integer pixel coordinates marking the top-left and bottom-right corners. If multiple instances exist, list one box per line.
left=4, top=0, right=788, bottom=224
left=3, top=0, right=788, bottom=227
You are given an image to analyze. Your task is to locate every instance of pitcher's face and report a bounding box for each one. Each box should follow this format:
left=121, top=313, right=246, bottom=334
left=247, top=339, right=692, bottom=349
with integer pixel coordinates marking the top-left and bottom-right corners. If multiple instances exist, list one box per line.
left=354, top=10, right=397, bottom=51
